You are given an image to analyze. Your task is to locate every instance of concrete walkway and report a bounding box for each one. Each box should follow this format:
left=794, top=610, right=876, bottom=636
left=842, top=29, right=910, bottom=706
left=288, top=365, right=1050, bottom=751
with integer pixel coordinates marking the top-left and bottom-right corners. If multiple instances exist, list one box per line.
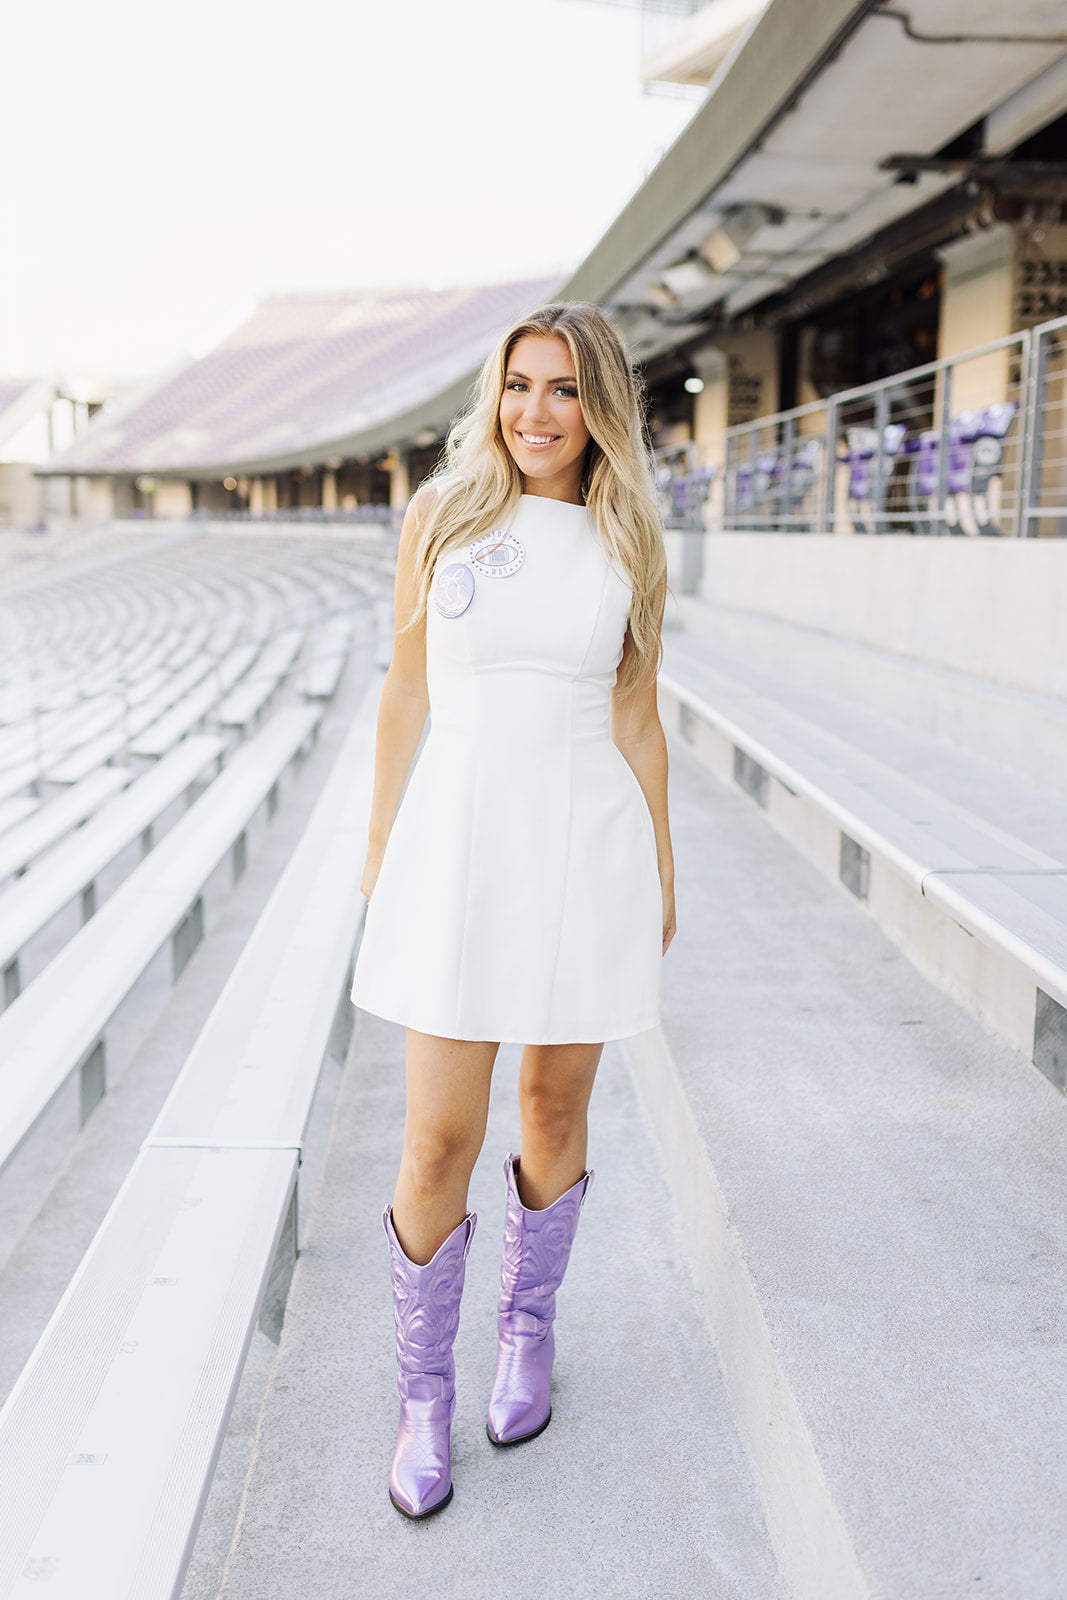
left=193, top=691, right=1067, bottom=1599
left=211, top=1018, right=785, bottom=1600
left=635, top=732, right=1067, bottom=1598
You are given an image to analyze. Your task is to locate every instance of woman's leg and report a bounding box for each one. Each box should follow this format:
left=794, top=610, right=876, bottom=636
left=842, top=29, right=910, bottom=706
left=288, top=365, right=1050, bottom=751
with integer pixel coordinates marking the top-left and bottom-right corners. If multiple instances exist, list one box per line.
left=485, top=1040, right=602, bottom=1446
left=385, top=1029, right=498, bottom=1519
left=391, top=1029, right=500, bottom=1264
left=515, top=1041, right=604, bottom=1210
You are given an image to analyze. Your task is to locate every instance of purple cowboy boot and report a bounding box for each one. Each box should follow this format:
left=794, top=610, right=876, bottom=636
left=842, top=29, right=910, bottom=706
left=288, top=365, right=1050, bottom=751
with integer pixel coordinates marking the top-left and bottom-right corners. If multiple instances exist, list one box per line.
left=384, top=1205, right=476, bottom=1519
left=486, top=1153, right=593, bottom=1447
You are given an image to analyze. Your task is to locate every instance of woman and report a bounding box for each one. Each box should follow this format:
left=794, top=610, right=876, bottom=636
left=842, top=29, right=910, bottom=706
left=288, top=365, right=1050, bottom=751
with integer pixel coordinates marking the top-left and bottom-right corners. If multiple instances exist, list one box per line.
left=351, top=300, right=676, bottom=1520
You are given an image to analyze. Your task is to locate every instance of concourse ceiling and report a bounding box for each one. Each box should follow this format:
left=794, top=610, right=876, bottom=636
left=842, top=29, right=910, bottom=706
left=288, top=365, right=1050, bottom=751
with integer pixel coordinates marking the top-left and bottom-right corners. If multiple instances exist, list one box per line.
left=579, top=0, right=1067, bottom=358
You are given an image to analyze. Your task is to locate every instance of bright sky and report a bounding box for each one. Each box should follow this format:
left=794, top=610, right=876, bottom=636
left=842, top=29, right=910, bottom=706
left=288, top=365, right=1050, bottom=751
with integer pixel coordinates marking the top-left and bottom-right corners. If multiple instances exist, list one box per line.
left=0, top=0, right=698, bottom=382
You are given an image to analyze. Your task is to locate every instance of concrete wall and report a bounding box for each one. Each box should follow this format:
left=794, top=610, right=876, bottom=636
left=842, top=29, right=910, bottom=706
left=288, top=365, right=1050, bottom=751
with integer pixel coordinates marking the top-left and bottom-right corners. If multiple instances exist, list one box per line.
left=0, top=464, right=44, bottom=528
left=697, top=532, right=1067, bottom=700
left=154, top=481, right=193, bottom=519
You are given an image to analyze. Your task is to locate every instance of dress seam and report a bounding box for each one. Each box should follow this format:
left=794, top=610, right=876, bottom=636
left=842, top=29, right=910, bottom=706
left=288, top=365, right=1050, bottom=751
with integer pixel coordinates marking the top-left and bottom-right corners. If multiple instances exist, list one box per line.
left=545, top=560, right=612, bottom=1039
left=450, top=613, right=478, bottom=1040
left=544, top=677, right=575, bottom=1042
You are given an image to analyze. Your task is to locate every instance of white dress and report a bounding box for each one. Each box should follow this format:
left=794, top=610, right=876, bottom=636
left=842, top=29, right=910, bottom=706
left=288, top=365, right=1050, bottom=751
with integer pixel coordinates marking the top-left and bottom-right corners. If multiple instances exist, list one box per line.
left=350, top=493, right=662, bottom=1044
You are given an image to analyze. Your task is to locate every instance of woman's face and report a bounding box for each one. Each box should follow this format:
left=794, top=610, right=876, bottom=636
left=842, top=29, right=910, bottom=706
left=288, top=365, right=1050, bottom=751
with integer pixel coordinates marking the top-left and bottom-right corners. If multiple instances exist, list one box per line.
left=499, top=334, right=591, bottom=500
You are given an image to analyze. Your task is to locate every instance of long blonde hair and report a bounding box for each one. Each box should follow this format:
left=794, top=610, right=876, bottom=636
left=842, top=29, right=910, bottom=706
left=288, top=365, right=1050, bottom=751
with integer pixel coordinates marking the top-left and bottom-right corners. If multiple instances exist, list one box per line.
left=404, top=301, right=668, bottom=695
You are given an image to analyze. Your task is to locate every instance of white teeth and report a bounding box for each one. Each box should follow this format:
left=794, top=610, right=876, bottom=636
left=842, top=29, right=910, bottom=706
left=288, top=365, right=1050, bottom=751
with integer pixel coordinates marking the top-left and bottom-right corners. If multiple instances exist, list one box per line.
left=520, top=433, right=557, bottom=445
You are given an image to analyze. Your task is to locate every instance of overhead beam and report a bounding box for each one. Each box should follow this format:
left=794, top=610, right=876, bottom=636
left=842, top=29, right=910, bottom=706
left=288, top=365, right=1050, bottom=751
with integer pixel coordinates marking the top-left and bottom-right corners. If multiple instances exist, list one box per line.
left=561, top=0, right=877, bottom=306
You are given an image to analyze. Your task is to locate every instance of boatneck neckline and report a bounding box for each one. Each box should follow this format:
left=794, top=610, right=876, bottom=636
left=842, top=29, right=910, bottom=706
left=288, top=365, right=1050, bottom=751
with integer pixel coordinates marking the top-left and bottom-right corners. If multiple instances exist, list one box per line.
left=520, top=493, right=587, bottom=509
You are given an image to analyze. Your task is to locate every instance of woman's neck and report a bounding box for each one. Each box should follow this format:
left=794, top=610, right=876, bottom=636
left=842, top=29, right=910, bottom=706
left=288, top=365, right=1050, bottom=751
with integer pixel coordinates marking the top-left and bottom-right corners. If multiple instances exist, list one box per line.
left=520, top=471, right=584, bottom=507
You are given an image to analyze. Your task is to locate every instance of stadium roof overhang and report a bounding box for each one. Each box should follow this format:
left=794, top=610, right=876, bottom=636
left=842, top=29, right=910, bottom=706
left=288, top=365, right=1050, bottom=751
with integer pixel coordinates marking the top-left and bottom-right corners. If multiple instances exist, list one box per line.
left=574, top=0, right=1067, bottom=364
left=45, top=0, right=1067, bottom=479
left=320, top=0, right=1067, bottom=445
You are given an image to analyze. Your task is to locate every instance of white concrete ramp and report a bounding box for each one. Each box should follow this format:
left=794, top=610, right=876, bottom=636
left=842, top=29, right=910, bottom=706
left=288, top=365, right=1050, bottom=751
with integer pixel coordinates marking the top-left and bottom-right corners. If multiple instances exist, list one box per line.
left=209, top=1018, right=786, bottom=1600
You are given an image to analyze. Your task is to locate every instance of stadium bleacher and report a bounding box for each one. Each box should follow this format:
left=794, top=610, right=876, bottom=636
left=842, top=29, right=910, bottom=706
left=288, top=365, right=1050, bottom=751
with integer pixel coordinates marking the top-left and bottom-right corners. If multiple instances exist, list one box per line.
left=0, top=512, right=1064, bottom=1600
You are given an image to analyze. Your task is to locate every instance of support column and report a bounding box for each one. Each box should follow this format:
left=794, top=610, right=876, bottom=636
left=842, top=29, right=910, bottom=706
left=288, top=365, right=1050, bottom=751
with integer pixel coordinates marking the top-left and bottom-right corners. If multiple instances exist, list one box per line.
left=936, top=226, right=1015, bottom=408
left=322, top=471, right=338, bottom=511
left=690, top=345, right=729, bottom=531
left=390, top=454, right=410, bottom=509
left=249, top=479, right=265, bottom=517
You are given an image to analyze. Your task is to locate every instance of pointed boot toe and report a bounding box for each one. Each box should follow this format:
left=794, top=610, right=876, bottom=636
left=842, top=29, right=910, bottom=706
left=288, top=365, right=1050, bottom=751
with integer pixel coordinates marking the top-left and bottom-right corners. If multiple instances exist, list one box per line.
left=486, top=1315, right=555, bottom=1445
left=486, top=1394, right=553, bottom=1448
left=388, top=1381, right=456, bottom=1517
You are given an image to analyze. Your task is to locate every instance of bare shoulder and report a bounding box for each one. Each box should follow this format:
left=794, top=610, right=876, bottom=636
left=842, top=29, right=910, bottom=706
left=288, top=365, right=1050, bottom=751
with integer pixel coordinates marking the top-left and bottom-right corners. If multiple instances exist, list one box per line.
left=411, top=480, right=440, bottom=528
left=393, top=482, right=435, bottom=567
left=413, top=480, right=439, bottom=516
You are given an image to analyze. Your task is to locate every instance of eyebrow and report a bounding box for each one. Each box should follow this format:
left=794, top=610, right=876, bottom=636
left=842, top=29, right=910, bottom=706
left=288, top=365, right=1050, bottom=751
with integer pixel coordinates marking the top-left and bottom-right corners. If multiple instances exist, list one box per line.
left=506, top=369, right=578, bottom=384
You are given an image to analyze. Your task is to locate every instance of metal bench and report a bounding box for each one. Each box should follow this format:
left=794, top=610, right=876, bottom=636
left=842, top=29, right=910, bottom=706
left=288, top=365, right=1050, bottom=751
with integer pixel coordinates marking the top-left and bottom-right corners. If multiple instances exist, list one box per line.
left=0, top=767, right=133, bottom=888
left=41, top=656, right=217, bottom=785
left=0, top=738, right=222, bottom=1007
left=299, top=617, right=353, bottom=700
left=658, top=665, right=1067, bottom=1019
left=0, top=678, right=378, bottom=1600
left=0, top=704, right=321, bottom=1214
left=129, top=643, right=262, bottom=759
left=215, top=628, right=303, bottom=733
left=0, top=798, right=40, bottom=837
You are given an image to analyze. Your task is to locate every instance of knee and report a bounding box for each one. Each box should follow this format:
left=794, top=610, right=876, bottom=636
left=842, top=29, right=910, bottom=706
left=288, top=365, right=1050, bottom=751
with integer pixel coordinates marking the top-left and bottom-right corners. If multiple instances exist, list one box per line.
left=520, top=1083, right=582, bottom=1156
left=404, top=1122, right=480, bottom=1199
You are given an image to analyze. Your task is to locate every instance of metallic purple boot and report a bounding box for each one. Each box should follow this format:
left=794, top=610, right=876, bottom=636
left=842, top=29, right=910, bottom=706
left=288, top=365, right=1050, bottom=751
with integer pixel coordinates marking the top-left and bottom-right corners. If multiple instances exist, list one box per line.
left=384, top=1205, right=476, bottom=1519
left=486, top=1153, right=593, bottom=1447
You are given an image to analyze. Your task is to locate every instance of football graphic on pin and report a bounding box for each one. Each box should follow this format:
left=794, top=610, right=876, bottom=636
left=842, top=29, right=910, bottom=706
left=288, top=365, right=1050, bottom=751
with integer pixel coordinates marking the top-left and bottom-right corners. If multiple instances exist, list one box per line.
left=469, top=531, right=525, bottom=578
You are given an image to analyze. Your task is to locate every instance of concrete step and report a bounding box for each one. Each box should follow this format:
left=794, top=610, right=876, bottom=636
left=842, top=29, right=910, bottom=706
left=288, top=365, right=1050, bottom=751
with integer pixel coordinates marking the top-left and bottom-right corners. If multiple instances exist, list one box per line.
left=188, top=1017, right=786, bottom=1600
left=670, top=591, right=1067, bottom=807
left=625, top=736, right=1067, bottom=1600
left=661, top=604, right=1067, bottom=1078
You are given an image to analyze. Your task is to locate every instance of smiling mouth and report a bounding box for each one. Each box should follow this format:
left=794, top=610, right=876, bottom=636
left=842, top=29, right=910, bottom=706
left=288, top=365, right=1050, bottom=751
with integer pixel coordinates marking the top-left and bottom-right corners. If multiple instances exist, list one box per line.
left=517, top=432, right=561, bottom=447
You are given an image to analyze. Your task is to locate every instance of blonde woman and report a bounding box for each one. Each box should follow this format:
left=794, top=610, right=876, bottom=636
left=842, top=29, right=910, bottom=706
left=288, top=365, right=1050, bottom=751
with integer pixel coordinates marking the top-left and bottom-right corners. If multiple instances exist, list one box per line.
left=351, top=301, right=676, bottom=1520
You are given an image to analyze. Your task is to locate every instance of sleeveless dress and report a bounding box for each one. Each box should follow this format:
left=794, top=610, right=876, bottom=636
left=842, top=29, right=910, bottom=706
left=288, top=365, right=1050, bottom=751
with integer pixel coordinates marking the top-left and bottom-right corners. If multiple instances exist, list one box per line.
left=350, top=493, right=663, bottom=1044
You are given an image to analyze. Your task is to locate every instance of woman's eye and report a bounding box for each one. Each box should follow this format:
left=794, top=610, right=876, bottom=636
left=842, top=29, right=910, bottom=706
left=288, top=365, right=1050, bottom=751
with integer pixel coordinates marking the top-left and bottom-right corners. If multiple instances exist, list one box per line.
left=555, top=387, right=578, bottom=399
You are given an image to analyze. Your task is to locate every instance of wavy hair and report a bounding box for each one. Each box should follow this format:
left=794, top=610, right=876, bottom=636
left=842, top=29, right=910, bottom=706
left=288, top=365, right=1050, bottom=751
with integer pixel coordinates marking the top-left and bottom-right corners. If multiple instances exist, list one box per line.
left=403, top=301, right=668, bottom=695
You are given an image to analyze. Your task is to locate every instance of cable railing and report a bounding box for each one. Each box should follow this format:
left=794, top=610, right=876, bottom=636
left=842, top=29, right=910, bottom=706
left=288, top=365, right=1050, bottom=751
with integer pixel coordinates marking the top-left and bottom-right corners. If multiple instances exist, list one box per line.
left=719, top=311, right=1067, bottom=537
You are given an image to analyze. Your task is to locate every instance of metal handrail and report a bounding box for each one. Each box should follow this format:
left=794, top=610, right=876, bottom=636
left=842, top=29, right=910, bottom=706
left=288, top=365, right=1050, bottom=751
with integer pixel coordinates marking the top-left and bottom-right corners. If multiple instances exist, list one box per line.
left=712, top=311, right=1067, bottom=537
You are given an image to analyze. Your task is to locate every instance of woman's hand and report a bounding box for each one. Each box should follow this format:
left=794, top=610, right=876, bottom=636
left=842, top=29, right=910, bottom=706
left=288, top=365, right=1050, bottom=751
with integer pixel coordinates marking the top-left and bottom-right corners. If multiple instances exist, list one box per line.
left=661, top=878, right=676, bottom=956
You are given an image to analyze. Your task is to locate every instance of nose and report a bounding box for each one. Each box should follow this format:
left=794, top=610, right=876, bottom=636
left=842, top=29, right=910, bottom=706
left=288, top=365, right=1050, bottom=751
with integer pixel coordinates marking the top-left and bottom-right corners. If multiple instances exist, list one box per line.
left=522, top=387, right=551, bottom=423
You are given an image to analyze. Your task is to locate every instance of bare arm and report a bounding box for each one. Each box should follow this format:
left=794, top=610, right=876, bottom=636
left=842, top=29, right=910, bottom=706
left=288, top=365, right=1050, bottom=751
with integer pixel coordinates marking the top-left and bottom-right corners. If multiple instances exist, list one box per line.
left=360, top=491, right=433, bottom=900
left=610, top=617, right=676, bottom=955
